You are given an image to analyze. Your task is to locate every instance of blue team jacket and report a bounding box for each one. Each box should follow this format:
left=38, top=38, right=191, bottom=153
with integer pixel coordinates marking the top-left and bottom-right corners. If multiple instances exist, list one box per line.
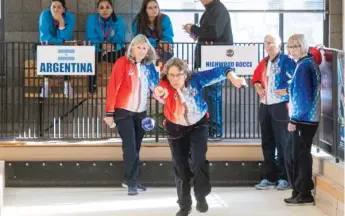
left=86, top=13, right=126, bottom=51
left=132, top=14, right=174, bottom=48
left=289, top=54, right=321, bottom=124
left=39, top=9, right=75, bottom=44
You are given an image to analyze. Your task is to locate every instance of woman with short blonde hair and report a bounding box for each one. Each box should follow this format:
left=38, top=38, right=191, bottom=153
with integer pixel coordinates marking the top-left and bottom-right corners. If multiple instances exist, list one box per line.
left=284, top=33, right=321, bottom=205
left=104, top=34, right=159, bottom=196
left=286, top=34, right=309, bottom=57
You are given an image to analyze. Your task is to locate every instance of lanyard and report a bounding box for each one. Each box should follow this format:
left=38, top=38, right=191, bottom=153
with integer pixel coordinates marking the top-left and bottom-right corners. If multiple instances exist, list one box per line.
left=98, top=16, right=112, bottom=42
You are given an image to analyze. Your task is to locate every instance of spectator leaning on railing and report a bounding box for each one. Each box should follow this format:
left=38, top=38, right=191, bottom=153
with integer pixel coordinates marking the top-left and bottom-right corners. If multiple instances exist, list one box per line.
left=85, top=0, right=126, bottom=93
left=132, top=0, right=174, bottom=64
left=38, top=0, right=75, bottom=98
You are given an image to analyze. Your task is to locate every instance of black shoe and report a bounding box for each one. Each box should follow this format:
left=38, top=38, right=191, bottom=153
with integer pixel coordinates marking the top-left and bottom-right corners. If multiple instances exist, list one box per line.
left=127, top=186, right=138, bottom=196
left=196, top=198, right=209, bottom=213
left=176, top=207, right=191, bottom=216
left=284, top=190, right=298, bottom=203
left=285, top=193, right=314, bottom=205
left=137, top=184, right=147, bottom=191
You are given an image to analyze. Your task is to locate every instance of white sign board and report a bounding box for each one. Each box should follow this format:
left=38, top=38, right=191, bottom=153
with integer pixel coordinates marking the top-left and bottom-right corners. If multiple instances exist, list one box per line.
left=201, top=45, right=259, bottom=75
left=37, top=46, right=95, bottom=76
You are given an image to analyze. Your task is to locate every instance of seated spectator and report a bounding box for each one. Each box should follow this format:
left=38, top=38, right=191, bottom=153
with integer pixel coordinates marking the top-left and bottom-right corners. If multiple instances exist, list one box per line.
left=86, top=0, right=126, bottom=93
left=132, top=0, right=174, bottom=63
left=38, top=0, right=75, bottom=98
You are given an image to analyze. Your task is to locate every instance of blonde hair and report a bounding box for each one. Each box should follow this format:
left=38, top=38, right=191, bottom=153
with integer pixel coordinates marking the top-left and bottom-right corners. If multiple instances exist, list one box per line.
left=287, top=34, right=309, bottom=56
left=126, top=34, right=157, bottom=64
left=160, top=57, right=193, bottom=82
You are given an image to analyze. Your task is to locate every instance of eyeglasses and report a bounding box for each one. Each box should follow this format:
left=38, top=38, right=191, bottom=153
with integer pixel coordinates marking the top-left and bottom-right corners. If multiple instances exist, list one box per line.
left=264, top=41, right=275, bottom=45
left=167, top=73, right=184, bottom=79
left=287, top=45, right=301, bottom=49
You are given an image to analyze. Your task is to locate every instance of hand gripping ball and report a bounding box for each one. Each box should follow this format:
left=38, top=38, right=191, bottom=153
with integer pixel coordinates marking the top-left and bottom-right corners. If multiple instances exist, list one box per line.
left=142, top=117, right=155, bottom=131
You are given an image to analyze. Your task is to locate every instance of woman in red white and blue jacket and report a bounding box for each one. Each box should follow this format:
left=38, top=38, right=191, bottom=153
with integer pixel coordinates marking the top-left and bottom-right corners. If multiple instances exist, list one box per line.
left=104, top=34, right=159, bottom=196
left=154, top=57, right=245, bottom=216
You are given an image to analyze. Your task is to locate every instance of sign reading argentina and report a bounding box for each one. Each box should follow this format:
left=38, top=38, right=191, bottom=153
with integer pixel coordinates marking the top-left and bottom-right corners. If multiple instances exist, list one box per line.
left=201, top=45, right=259, bottom=75
left=37, top=46, right=95, bottom=76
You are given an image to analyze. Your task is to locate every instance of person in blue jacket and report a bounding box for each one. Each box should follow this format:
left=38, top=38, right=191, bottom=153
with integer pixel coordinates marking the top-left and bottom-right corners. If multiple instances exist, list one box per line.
left=39, top=0, right=75, bottom=44
left=86, top=0, right=126, bottom=93
left=38, top=0, right=75, bottom=98
left=283, top=34, right=321, bottom=205
left=132, top=0, right=174, bottom=63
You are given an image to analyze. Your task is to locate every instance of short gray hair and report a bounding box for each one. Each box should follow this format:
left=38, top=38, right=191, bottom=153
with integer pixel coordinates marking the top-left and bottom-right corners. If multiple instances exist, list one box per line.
left=287, top=34, right=309, bottom=56
left=126, top=34, right=157, bottom=64
left=264, top=33, right=282, bottom=47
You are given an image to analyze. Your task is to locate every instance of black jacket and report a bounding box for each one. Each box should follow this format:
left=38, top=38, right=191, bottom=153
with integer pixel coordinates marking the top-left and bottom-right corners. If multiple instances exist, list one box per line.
left=191, top=0, right=233, bottom=44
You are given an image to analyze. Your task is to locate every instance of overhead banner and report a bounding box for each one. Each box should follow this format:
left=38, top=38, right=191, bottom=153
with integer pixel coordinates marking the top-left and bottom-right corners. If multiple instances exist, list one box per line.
left=37, top=46, right=95, bottom=76
left=201, top=45, right=259, bottom=75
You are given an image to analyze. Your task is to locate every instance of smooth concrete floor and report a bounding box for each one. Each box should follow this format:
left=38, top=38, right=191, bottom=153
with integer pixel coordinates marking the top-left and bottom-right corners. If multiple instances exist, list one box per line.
left=3, top=187, right=327, bottom=216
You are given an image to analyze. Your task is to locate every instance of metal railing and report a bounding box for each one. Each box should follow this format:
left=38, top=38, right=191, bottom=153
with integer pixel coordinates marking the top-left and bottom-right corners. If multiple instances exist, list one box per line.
left=0, top=42, right=264, bottom=141
left=314, top=48, right=344, bottom=162
left=0, top=41, right=343, bottom=162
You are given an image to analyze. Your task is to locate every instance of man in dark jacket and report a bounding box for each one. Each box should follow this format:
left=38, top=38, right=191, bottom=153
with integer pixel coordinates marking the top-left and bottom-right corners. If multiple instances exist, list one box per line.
left=183, top=0, right=233, bottom=140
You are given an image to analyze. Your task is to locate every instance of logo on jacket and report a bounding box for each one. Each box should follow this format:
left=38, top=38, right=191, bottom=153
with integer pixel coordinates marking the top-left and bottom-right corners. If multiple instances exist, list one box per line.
left=128, top=69, right=134, bottom=75
left=226, top=49, right=234, bottom=57
left=111, top=30, right=115, bottom=37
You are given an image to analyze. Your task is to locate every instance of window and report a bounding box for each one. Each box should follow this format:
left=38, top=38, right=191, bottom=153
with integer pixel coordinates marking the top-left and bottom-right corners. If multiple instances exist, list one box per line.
left=283, top=13, right=324, bottom=45
left=231, top=13, right=279, bottom=43
left=160, top=0, right=325, bottom=11
left=164, top=12, right=195, bottom=42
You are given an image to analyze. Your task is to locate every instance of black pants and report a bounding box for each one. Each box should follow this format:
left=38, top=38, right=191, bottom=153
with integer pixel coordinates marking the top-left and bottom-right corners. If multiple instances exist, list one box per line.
left=165, top=115, right=211, bottom=210
left=88, top=49, right=126, bottom=93
left=259, top=102, right=289, bottom=182
left=114, top=108, right=146, bottom=187
left=285, top=123, right=318, bottom=196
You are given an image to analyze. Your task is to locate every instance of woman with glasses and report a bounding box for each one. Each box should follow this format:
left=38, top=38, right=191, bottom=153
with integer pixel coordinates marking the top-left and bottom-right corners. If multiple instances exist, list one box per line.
left=154, top=57, right=245, bottom=216
left=283, top=34, right=321, bottom=205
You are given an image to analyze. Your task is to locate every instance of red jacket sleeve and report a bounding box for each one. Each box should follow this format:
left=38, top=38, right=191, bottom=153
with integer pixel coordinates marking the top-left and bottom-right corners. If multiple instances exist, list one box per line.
left=158, top=80, right=170, bottom=89
left=251, top=58, right=266, bottom=87
left=105, top=57, right=125, bottom=114
left=309, top=47, right=322, bottom=65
